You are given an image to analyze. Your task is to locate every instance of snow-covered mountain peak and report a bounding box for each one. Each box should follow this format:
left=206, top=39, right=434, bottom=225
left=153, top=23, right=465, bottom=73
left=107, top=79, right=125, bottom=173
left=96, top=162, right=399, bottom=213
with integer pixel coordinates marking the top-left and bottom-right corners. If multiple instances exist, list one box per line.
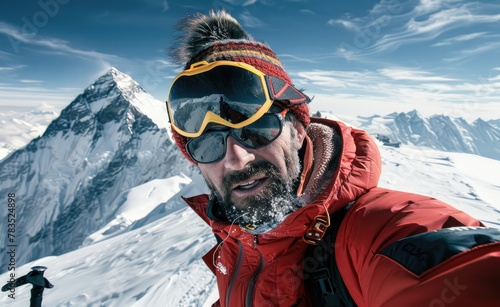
left=106, top=67, right=140, bottom=91
left=95, top=67, right=144, bottom=97
left=107, top=66, right=125, bottom=77
left=88, top=67, right=134, bottom=89
left=407, top=109, right=422, bottom=117
left=0, top=69, right=195, bottom=271
left=42, top=68, right=169, bottom=141
left=90, top=67, right=169, bottom=130
left=80, top=67, right=144, bottom=113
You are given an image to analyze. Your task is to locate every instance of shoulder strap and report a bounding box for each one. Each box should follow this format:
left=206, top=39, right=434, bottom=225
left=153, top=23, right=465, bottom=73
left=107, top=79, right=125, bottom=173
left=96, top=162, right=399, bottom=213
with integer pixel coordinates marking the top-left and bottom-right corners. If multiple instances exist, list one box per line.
left=304, top=202, right=356, bottom=307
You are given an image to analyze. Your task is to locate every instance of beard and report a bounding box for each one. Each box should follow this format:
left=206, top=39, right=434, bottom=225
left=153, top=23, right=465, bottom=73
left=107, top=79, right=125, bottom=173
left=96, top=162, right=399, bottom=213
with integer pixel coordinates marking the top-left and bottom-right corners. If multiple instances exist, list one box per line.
left=206, top=142, right=303, bottom=234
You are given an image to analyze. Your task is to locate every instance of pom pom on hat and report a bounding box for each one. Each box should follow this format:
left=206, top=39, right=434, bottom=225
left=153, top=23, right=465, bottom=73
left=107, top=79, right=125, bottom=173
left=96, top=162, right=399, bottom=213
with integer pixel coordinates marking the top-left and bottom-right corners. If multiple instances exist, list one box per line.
left=170, top=10, right=252, bottom=65
left=168, top=10, right=311, bottom=164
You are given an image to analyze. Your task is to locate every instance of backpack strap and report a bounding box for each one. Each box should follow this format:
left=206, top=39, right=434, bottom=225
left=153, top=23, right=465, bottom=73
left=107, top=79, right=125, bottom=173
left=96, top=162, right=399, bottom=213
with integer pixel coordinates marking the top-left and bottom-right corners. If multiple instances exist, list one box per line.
left=304, top=201, right=356, bottom=307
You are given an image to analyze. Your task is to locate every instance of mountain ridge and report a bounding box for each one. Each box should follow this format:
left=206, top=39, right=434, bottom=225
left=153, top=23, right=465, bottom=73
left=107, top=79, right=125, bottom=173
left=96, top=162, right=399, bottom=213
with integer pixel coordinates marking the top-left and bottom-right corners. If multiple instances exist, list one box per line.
left=317, top=109, right=500, bottom=160
left=0, top=68, right=195, bottom=270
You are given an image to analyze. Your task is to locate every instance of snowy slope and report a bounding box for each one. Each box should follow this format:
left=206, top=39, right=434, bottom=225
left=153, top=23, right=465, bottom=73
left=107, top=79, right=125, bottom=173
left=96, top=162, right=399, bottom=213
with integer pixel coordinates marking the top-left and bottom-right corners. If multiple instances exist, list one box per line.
left=1, top=143, right=499, bottom=306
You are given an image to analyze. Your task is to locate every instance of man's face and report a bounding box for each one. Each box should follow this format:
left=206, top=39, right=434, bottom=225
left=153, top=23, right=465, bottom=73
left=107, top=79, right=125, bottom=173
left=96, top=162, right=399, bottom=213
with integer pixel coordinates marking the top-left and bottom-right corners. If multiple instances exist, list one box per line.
left=198, top=119, right=306, bottom=232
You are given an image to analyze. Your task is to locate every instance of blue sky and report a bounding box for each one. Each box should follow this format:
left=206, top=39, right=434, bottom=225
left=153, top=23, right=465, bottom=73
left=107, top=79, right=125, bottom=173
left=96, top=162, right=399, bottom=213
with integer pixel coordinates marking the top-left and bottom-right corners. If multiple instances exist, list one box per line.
left=1, top=0, right=499, bottom=120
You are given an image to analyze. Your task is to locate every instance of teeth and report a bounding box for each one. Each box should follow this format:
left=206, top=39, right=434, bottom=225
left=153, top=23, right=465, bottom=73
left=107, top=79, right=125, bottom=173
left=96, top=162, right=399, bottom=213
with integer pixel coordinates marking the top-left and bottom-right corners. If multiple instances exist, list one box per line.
left=237, top=180, right=259, bottom=190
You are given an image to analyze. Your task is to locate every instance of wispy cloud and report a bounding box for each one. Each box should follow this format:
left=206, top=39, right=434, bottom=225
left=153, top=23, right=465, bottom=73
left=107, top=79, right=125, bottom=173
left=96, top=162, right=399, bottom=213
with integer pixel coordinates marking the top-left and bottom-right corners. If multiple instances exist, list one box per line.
left=161, top=0, right=169, bottom=12
left=432, top=32, right=486, bottom=46
left=378, top=67, right=458, bottom=81
left=294, top=66, right=500, bottom=120
left=0, top=83, right=80, bottom=108
left=278, top=54, right=317, bottom=63
left=329, top=0, right=500, bottom=60
left=296, top=70, right=381, bottom=91
left=222, top=0, right=257, bottom=6
left=0, top=21, right=121, bottom=65
left=295, top=68, right=500, bottom=121
left=443, top=40, right=500, bottom=62
left=300, top=9, right=316, bottom=15
left=0, top=50, right=13, bottom=59
left=369, top=7, right=474, bottom=53
left=18, top=79, right=44, bottom=84
left=0, top=65, right=26, bottom=72
left=238, top=11, right=265, bottom=28
left=413, top=0, right=463, bottom=14
left=296, top=67, right=488, bottom=95
left=405, top=7, right=498, bottom=34
left=327, top=19, right=360, bottom=31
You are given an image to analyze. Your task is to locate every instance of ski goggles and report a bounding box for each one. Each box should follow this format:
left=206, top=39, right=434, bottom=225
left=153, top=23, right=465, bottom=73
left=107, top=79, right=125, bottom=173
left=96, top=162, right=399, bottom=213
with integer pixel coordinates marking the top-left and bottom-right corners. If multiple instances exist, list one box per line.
left=166, top=60, right=310, bottom=138
left=186, top=109, right=288, bottom=164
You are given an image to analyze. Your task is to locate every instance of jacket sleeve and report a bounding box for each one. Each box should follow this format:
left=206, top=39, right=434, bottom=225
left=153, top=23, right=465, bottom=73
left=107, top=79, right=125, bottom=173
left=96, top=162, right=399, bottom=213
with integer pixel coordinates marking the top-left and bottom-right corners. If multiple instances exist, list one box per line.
left=336, top=188, right=500, bottom=307
left=367, top=227, right=500, bottom=307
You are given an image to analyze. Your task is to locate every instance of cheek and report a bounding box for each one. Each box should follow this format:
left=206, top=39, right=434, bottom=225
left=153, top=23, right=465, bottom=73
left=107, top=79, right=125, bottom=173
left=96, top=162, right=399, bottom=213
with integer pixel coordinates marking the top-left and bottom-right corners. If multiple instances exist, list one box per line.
left=199, top=165, right=222, bottom=191
left=260, top=132, right=296, bottom=173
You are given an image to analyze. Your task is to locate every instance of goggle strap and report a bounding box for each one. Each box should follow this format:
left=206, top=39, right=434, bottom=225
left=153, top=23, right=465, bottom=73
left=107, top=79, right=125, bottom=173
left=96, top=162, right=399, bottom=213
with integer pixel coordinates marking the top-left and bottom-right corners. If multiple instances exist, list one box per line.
left=265, top=75, right=311, bottom=105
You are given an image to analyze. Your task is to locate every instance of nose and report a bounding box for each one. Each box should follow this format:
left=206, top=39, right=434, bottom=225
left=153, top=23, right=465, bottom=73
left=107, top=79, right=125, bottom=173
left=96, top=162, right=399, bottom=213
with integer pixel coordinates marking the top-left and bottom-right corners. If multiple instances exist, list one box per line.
left=223, top=136, right=255, bottom=170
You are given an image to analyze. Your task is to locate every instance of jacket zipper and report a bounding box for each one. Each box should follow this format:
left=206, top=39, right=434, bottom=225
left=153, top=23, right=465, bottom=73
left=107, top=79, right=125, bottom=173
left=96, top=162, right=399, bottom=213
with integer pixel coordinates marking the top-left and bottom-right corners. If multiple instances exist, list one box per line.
left=245, top=236, right=264, bottom=307
left=226, top=241, right=244, bottom=305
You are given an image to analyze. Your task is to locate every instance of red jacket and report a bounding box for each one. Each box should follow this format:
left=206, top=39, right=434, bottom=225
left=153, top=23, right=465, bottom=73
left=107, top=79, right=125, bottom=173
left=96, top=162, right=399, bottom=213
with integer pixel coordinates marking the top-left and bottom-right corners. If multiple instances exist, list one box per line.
left=183, top=118, right=500, bottom=306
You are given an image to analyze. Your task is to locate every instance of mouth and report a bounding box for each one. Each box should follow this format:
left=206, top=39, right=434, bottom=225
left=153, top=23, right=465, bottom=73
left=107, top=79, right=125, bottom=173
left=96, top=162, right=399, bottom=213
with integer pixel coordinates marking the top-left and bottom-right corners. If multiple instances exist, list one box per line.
left=232, top=176, right=269, bottom=194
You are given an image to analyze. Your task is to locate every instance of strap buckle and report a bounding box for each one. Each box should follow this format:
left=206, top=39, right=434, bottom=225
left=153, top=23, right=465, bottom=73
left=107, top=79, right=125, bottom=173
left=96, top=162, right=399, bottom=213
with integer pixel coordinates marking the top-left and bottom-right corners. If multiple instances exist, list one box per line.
left=312, top=267, right=335, bottom=296
left=303, top=215, right=330, bottom=245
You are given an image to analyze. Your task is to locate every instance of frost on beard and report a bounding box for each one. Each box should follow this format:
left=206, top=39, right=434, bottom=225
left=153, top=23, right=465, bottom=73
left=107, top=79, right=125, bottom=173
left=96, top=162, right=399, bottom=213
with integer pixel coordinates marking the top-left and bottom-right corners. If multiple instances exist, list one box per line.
left=227, top=195, right=305, bottom=235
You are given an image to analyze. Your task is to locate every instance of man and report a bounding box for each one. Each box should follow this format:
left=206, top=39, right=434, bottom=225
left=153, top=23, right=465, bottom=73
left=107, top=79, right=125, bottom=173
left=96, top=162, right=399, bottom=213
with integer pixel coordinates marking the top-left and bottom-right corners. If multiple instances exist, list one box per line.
left=166, top=10, right=500, bottom=307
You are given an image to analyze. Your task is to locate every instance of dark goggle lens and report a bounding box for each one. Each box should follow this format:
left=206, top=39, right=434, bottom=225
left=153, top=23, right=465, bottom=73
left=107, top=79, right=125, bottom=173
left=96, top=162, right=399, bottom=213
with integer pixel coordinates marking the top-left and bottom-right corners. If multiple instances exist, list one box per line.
left=186, top=133, right=226, bottom=164
left=186, top=114, right=283, bottom=163
left=169, top=66, right=267, bottom=134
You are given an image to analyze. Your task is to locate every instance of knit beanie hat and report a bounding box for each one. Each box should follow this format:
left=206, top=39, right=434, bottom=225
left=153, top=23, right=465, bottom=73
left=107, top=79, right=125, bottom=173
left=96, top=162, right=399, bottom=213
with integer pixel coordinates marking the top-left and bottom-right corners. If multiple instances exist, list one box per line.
left=168, top=10, right=311, bottom=163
